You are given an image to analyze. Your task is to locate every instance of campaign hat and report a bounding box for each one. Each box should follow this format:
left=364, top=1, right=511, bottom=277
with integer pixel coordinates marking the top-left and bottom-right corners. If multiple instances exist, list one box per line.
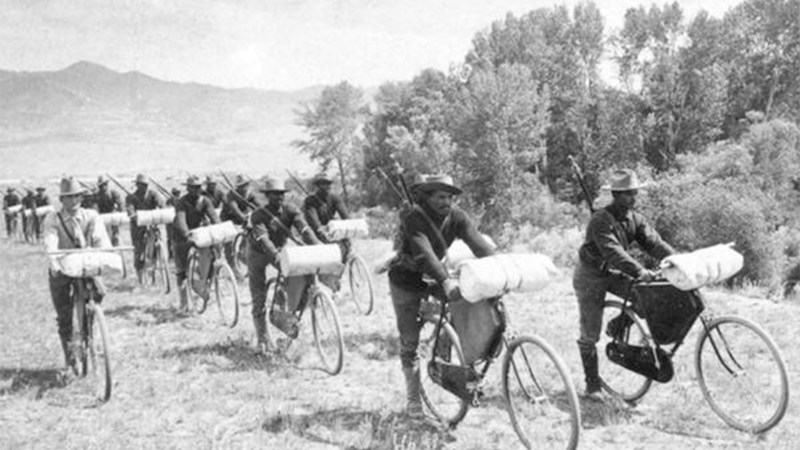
left=601, top=169, right=648, bottom=191
left=419, top=174, right=462, bottom=195
left=261, top=177, right=288, bottom=193
left=58, top=177, right=86, bottom=197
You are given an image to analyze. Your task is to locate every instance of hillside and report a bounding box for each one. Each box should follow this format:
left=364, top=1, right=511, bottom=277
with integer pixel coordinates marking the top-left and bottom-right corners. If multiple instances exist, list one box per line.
left=0, top=61, right=324, bottom=182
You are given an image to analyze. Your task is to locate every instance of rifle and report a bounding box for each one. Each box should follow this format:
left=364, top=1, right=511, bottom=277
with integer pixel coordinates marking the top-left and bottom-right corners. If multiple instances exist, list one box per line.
left=375, top=167, right=408, bottom=205
left=77, top=180, right=96, bottom=193
left=105, top=173, right=132, bottom=197
left=218, top=171, right=302, bottom=246
left=285, top=170, right=311, bottom=196
left=147, top=177, right=176, bottom=201
left=568, top=155, right=595, bottom=214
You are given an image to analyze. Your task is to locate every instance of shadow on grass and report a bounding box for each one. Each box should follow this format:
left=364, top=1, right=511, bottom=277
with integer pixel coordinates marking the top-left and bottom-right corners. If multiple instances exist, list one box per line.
left=104, top=304, right=186, bottom=325
left=263, top=407, right=452, bottom=450
left=343, top=332, right=399, bottom=361
left=160, top=338, right=285, bottom=373
left=579, top=395, right=637, bottom=429
left=0, top=367, right=64, bottom=398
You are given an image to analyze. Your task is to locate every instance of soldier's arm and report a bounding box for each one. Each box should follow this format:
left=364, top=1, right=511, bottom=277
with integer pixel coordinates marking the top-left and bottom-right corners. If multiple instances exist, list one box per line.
left=175, top=203, right=190, bottom=238
left=302, top=198, right=325, bottom=239
left=206, top=198, right=220, bottom=224
left=590, top=214, right=646, bottom=277
left=334, top=195, right=350, bottom=220
left=406, top=214, right=449, bottom=284
left=292, top=207, right=320, bottom=245
left=634, top=213, right=676, bottom=260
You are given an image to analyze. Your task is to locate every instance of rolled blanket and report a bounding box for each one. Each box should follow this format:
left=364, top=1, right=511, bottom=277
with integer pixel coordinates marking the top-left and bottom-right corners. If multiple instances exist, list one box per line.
left=326, top=219, right=369, bottom=240
left=188, top=221, right=240, bottom=248
left=458, top=253, right=561, bottom=303
left=56, top=251, right=124, bottom=278
left=36, top=205, right=55, bottom=217
left=278, top=244, right=344, bottom=277
left=100, top=212, right=129, bottom=227
left=6, top=205, right=22, bottom=214
left=446, top=234, right=497, bottom=271
left=660, top=243, right=744, bottom=291
left=136, top=207, right=175, bottom=226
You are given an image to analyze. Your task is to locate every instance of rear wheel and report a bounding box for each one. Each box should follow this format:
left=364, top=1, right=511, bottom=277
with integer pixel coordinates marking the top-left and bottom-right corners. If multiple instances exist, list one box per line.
left=214, top=262, right=239, bottom=328
left=598, top=300, right=654, bottom=402
left=232, top=234, right=248, bottom=280
left=311, top=288, right=344, bottom=375
left=418, top=318, right=469, bottom=427
left=503, top=335, right=580, bottom=450
left=346, top=255, right=374, bottom=315
left=695, top=315, right=789, bottom=433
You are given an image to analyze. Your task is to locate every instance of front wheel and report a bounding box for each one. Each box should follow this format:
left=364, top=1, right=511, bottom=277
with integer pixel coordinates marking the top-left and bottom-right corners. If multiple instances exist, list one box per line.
left=84, top=303, right=112, bottom=402
left=346, top=255, right=374, bottom=315
left=503, top=335, right=580, bottom=450
left=695, top=315, right=789, bottom=433
left=418, top=318, right=469, bottom=427
left=598, top=300, right=654, bottom=402
left=187, top=248, right=207, bottom=314
left=311, top=288, right=344, bottom=375
left=214, top=262, right=239, bottom=328
left=232, top=234, right=248, bottom=280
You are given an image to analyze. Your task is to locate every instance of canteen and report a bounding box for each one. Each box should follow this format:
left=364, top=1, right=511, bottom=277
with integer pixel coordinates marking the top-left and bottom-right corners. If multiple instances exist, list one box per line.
left=188, top=221, right=240, bottom=248
left=661, top=243, right=743, bottom=291
left=100, top=212, right=129, bottom=227
left=458, top=253, right=561, bottom=303
left=326, top=219, right=369, bottom=240
left=56, top=251, right=124, bottom=278
left=136, top=207, right=175, bottom=226
left=278, top=244, right=344, bottom=277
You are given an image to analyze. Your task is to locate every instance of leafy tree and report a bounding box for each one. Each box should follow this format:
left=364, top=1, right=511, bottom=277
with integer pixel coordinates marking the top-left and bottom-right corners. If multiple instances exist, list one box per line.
left=293, top=81, right=367, bottom=206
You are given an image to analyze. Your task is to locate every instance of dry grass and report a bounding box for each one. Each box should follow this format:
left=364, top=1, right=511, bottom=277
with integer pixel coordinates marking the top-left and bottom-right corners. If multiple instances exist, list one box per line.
left=1, top=236, right=799, bottom=449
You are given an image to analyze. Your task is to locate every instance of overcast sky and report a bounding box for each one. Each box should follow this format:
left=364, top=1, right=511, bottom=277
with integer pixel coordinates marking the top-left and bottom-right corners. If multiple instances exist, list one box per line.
left=1, top=0, right=744, bottom=91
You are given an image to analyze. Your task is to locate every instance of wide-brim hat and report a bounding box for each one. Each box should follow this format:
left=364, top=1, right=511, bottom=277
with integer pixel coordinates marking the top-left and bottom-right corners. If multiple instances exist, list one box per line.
left=183, top=175, right=202, bottom=187
left=97, top=175, right=109, bottom=186
left=234, top=174, right=249, bottom=187
left=6, top=187, right=14, bottom=193
left=261, top=178, right=288, bottom=193
left=312, top=173, right=333, bottom=185
left=601, top=169, right=649, bottom=191
left=407, top=172, right=428, bottom=188
left=205, top=175, right=217, bottom=185
left=59, top=177, right=86, bottom=197
left=419, top=174, right=462, bottom=195
left=135, top=174, right=148, bottom=185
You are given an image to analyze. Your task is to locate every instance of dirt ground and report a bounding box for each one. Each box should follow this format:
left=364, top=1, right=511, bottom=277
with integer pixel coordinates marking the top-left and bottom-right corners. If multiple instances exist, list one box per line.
left=1, top=237, right=798, bottom=449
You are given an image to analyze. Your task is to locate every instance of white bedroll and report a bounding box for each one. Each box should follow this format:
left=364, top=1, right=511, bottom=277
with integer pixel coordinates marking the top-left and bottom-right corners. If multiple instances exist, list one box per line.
left=55, top=251, right=125, bottom=278
left=188, top=221, right=240, bottom=248
left=660, top=243, right=744, bottom=291
left=445, top=234, right=497, bottom=271
left=6, top=205, right=22, bottom=214
left=458, top=253, right=561, bottom=303
left=34, top=205, right=55, bottom=217
left=100, top=212, right=129, bottom=227
left=326, top=218, right=369, bottom=240
left=278, top=244, right=344, bottom=277
left=136, top=207, right=175, bottom=226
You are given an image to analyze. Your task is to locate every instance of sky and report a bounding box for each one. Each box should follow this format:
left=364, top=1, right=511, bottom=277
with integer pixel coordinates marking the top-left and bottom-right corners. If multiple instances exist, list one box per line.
left=0, top=0, right=745, bottom=91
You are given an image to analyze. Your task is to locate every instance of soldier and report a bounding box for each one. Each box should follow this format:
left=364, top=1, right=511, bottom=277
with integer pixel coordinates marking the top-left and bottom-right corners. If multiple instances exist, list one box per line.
left=173, top=176, right=219, bottom=311
left=302, top=173, right=349, bottom=243
left=203, top=176, right=225, bottom=209
left=573, top=169, right=675, bottom=399
left=3, top=187, right=21, bottom=238
left=220, top=174, right=256, bottom=271
left=247, top=178, right=319, bottom=352
left=33, top=186, right=51, bottom=241
left=94, top=176, right=124, bottom=246
left=166, top=187, right=181, bottom=260
left=125, top=174, right=165, bottom=283
left=21, top=189, right=36, bottom=243
left=43, top=177, right=110, bottom=375
left=387, top=174, right=495, bottom=418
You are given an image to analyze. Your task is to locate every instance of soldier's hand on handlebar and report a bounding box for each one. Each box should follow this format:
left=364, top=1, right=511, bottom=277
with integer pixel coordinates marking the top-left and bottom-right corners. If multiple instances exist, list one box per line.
left=443, top=278, right=462, bottom=303
left=637, top=269, right=659, bottom=282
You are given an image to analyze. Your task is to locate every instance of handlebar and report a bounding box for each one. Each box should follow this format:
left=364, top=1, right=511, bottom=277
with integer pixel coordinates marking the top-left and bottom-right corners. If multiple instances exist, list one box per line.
left=47, top=246, right=134, bottom=255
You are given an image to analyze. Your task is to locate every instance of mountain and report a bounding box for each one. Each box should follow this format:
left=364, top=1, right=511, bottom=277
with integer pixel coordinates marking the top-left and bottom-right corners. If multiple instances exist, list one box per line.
left=0, top=61, right=325, bottom=182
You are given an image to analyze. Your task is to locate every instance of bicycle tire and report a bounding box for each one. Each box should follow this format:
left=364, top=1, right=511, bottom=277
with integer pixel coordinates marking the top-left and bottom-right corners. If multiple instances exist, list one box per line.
left=215, top=262, right=240, bottom=328
left=156, top=238, right=170, bottom=294
left=87, top=303, right=112, bottom=402
left=418, top=318, right=469, bottom=427
left=346, top=255, right=374, bottom=315
left=187, top=248, right=208, bottom=314
left=503, top=335, right=581, bottom=450
left=262, top=277, right=279, bottom=348
left=311, top=288, right=344, bottom=375
left=695, top=315, right=789, bottom=433
left=598, top=300, right=654, bottom=402
left=232, top=233, right=248, bottom=280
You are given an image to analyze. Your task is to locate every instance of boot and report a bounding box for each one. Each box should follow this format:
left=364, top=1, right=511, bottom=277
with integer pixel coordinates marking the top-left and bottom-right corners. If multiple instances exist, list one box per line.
left=579, top=345, right=603, bottom=399
left=59, top=335, right=78, bottom=376
left=253, top=315, right=270, bottom=353
left=178, top=282, right=189, bottom=313
left=136, top=269, right=144, bottom=285
left=402, top=364, right=424, bottom=419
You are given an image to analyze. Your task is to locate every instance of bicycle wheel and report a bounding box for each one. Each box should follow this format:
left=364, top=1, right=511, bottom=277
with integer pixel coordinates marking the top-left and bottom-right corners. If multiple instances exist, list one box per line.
left=503, top=335, right=580, bottom=450
left=84, top=303, right=112, bottom=402
left=598, top=300, right=654, bottom=402
left=187, top=248, right=208, bottom=314
left=232, top=234, right=248, bottom=280
left=310, top=288, right=344, bottom=375
left=695, top=315, right=789, bottom=433
left=214, top=262, right=240, bottom=328
left=346, top=255, right=374, bottom=315
left=418, top=318, right=469, bottom=427
left=155, top=239, right=170, bottom=294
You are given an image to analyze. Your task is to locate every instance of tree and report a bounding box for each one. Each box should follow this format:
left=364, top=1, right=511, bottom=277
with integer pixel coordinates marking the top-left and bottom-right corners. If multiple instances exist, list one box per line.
left=293, top=81, right=367, bottom=206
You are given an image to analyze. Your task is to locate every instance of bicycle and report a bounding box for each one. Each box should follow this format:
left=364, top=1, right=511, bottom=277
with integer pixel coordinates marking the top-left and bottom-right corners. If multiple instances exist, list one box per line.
left=264, top=271, right=344, bottom=375
left=186, top=244, right=240, bottom=327
left=324, top=238, right=374, bottom=315
left=418, top=285, right=580, bottom=450
left=598, top=277, right=789, bottom=434
left=142, top=225, right=170, bottom=294
left=230, top=230, right=249, bottom=280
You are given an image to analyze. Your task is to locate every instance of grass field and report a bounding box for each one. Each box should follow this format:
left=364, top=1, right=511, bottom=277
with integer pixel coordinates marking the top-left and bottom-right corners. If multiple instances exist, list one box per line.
left=1, top=234, right=798, bottom=449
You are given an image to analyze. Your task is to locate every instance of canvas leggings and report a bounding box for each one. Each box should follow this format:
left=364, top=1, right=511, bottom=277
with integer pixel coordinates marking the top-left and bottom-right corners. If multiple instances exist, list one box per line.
left=389, top=281, right=427, bottom=369
left=573, top=262, right=634, bottom=353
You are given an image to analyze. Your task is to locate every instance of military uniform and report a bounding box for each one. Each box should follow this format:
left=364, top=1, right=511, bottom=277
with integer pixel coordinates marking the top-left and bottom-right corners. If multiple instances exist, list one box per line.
left=125, top=175, right=165, bottom=278
left=3, top=189, right=21, bottom=238
left=302, top=191, right=349, bottom=242
left=33, top=189, right=51, bottom=241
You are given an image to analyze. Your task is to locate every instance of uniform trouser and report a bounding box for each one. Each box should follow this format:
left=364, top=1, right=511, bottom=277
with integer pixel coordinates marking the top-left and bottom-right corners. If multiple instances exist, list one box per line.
left=4, top=213, right=15, bottom=237
left=130, top=226, right=147, bottom=271
left=572, top=263, right=633, bottom=352
left=247, top=242, right=278, bottom=320
left=166, top=224, right=175, bottom=259
left=49, top=272, right=75, bottom=347
left=389, top=281, right=427, bottom=369
left=173, top=239, right=212, bottom=286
